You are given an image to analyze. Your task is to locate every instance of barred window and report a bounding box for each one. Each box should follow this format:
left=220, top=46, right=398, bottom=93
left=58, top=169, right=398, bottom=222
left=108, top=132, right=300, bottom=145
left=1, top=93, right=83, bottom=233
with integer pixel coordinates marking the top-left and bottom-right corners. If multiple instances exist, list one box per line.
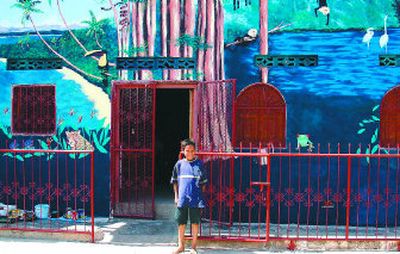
left=12, top=84, right=56, bottom=135
left=236, top=83, right=286, bottom=148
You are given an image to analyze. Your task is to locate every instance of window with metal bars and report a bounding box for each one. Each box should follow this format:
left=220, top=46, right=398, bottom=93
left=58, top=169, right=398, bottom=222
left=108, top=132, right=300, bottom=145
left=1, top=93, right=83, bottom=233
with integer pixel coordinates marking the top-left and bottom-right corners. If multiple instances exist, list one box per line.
left=12, top=84, right=56, bottom=135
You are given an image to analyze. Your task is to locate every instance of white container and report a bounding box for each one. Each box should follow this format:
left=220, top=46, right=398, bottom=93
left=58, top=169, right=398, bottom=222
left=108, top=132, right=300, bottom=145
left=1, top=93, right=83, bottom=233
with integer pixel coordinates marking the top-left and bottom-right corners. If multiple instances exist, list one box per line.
left=0, top=203, right=16, bottom=216
left=34, top=204, right=50, bottom=219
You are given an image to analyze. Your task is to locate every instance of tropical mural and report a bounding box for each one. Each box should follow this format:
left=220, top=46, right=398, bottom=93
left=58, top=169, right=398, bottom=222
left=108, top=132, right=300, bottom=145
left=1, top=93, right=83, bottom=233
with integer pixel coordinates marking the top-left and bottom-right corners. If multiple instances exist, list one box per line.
left=0, top=0, right=399, bottom=216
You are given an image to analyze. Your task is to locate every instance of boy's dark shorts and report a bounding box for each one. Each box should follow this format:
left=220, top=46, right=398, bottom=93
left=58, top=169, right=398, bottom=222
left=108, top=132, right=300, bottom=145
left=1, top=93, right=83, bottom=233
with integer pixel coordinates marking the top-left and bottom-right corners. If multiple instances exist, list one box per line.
left=175, top=207, right=201, bottom=225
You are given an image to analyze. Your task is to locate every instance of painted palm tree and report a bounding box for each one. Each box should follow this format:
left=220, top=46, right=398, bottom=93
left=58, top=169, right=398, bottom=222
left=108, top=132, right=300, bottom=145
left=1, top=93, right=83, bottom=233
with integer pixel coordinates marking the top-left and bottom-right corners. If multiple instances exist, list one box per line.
left=49, top=0, right=116, bottom=66
left=82, top=10, right=110, bottom=49
left=12, top=0, right=102, bottom=81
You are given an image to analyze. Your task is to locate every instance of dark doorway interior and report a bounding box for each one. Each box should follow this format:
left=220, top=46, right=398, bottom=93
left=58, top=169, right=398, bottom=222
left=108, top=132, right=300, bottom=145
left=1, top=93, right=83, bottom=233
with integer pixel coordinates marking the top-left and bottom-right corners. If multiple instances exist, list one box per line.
left=155, top=89, right=189, bottom=195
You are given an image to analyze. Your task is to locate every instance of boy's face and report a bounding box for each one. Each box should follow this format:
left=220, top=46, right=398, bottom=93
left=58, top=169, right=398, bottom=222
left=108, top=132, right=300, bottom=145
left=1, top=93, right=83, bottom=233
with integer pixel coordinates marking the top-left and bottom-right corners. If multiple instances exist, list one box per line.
left=183, top=145, right=195, bottom=161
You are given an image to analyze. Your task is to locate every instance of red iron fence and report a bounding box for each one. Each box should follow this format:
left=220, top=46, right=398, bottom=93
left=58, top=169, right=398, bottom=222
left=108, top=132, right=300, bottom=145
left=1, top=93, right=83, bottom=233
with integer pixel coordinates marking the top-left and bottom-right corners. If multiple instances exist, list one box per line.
left=196, top=144, right=400, bottom=245
left=0, top=146, right=95, bottom=242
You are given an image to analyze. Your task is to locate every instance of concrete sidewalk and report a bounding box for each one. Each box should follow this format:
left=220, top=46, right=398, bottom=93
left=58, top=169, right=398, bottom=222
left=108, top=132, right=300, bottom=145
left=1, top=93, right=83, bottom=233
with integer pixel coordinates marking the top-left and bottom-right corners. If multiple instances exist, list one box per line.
left=0, top=239, right=391, bottom=254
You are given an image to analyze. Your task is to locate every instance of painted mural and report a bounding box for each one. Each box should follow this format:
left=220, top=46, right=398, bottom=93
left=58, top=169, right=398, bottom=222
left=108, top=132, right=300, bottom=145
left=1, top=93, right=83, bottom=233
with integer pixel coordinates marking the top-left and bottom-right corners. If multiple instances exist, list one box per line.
left=0, top=0, right=399, bottom=220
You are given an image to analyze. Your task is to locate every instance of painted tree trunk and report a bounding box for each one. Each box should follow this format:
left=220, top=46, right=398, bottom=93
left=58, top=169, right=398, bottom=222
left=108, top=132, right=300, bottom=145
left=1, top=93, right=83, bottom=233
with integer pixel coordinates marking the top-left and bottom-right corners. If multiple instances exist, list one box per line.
left=108, top=0, right=122, bottom=57
left=204, top=0, right=215, bottom=81
left=196, top=0, right=207, bottom=81
left=260, top=0, right=268, bottom=83
left=120, top=3, right=130, bottom=80
left=108, top=0, right=124, bottom=79
left=131, top=2, right=138, bottom=80
left=169, top=0, right=181, bottom=80
left=183, top=0, right=195, bottom=80
left=161, top=0, right=169, bottom=80
left=215, top=0, right=224, bottom=80
left=147, top=0, right=157, bottom=57
left=137, top=2, right=146, bottom=79
left=144, top=0, right=156, bottom=80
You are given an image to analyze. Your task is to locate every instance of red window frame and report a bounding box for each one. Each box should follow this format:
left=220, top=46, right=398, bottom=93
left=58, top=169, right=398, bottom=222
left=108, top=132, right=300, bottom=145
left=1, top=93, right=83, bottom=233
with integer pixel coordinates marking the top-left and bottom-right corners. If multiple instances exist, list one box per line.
left=12, top=84, right=56, bottom=136
left=235, top=82, right=286, bottom=148
left=380, top=85, right=400, bottom=147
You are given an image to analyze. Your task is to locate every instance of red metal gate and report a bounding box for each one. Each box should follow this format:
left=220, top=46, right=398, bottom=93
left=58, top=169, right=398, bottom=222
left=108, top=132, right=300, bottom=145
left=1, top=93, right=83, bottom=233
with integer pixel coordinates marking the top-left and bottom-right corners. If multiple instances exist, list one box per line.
left=111, top=81, right=156, bottom=218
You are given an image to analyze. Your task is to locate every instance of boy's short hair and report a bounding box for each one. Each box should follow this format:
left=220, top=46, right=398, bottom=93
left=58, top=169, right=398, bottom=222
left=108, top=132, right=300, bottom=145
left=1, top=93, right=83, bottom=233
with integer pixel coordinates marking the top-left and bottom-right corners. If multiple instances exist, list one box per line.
left=181, top=138, right=196, bottom=150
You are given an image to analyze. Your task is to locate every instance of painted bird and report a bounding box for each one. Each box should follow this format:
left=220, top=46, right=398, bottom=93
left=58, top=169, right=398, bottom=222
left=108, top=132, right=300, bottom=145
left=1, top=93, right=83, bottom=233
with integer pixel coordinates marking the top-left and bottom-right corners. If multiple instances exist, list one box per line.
left=225, top=28, right=258, bottom=48
left=84, top=49, right=108, bottom=68
left=362, top=27, right=374, bottom=49
left=379, top=15, right=389, bottom=53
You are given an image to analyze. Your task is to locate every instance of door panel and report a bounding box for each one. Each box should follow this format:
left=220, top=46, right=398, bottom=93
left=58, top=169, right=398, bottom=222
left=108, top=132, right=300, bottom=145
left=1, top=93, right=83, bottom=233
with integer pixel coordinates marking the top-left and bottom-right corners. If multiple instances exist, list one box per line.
left=111, top=82, right=155, bottom=218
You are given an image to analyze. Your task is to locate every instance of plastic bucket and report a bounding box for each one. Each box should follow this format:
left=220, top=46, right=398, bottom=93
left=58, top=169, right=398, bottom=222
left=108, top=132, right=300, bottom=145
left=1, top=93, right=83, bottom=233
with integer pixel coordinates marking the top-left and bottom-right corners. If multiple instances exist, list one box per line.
left=34, top=204, right=50, bottom=219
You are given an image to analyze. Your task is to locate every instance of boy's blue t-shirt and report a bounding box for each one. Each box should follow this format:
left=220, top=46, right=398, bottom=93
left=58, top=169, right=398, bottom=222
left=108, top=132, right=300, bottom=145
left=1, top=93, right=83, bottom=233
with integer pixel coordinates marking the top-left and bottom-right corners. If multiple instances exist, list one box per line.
left=170, top=158, right=208, bottom=208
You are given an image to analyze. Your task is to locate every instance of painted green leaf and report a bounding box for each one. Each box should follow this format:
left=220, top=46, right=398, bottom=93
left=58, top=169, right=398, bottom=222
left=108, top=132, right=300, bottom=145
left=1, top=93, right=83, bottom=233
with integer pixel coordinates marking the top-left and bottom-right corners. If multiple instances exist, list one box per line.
left=100, top=129, right=107, bottom=143
left=24, top=153, right=33, bottom=158
left=3, top=153, right=13, bottom=158
left=57, top=124, right=66, bottom=136
left=52, top=135, right=59, bottom=143
left=102, top=136, right=110, bottom=146
left=356, top=147, right=361, bottom=154
left=93, top=134, right=108, bottom=153
left=16, top=155, right=24, bottom=161
left=34, top=152, right=44, bottom=156
left=365, top=147, right=370, bottom=164
left=46, top=154, right=54, bottom=161
left=371, top=115, right=380, bottom=121
left=358, top=122, right=364, bottom=127
left=371, top=134, right=377, bottom=144
left=374, top=128, right=379, bottom=136
left=372, top=105, right=380, bottom=112
left=371, top=144, right=379, bottom=154
left=62, top=138, right=68, bottom=149
left=362, top=120, right=369, bottom=123
left=0, top=125, right=12, bottom=138
left=383, top=149, right=389, bottom=154
left=357, top=128, right=366, bottom=134
left=38, top=140, right=49, bottom=149
left=69, top=153, right=76, bottom=159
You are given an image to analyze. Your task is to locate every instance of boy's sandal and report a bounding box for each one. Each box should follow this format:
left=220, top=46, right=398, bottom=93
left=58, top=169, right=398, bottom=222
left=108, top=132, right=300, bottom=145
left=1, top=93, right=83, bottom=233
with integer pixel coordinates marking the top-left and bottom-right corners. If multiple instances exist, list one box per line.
left=190, top=249, right=198, bottom=254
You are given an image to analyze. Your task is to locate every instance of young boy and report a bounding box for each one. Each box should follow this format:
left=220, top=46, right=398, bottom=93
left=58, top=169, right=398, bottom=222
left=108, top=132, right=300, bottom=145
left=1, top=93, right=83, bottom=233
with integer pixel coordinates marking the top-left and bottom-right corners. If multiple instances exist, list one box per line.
left=170, top=139, right=207, bottom=254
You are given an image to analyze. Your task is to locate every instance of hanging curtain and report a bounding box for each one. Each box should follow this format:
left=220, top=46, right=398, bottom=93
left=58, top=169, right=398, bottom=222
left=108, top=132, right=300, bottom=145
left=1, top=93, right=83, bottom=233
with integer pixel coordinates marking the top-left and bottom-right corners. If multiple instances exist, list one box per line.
left=193, top=80, right=234, bottom=152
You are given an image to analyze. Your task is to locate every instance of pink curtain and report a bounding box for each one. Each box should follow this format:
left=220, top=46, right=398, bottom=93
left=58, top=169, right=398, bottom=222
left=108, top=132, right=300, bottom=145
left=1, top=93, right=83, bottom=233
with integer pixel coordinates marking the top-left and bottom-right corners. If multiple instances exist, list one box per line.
left=194, top=80, right=234, bottom=152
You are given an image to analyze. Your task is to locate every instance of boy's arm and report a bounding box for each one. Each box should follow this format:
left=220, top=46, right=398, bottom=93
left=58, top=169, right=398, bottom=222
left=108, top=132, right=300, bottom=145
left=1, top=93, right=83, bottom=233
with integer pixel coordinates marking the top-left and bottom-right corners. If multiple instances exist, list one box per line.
left=173, top=183, right=179, bottom=205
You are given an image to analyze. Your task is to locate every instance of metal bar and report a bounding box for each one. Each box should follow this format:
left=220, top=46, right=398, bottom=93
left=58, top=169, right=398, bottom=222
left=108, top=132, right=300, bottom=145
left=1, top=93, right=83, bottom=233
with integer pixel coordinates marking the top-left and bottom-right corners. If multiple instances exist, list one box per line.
left=266, top=154, right=271, bottom=242
left=152, top=85, right=156, bottom=218
left=91, top=151, right=95, bottom=243
left=345, top=154, right=351, bottom=240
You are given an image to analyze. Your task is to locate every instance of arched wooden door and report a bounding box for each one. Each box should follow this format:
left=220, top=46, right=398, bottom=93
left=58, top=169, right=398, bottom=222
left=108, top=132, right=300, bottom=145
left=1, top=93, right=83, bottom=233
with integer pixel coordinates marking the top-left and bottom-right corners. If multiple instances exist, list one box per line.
left=380, top=85, right=400, bottom=147
left=235, top=83, right=286, bottom=148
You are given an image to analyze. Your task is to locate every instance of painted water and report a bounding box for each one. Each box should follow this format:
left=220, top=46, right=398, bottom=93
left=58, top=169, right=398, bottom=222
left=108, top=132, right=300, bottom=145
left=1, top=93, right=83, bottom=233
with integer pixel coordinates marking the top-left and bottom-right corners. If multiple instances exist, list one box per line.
left=226, top=29, right=400, bottom=146
left=226, top=28, right=400, bottom=98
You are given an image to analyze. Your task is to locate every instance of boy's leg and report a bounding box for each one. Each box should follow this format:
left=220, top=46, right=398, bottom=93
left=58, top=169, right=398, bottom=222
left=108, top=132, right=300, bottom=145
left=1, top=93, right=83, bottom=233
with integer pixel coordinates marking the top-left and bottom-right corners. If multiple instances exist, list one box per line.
left=189, top=208, right=201, bottom=251
left=176, top=224, right=186, bottom=252
left=191, top=223, right=199, bottom=250
left=174, top=207, right=188, bottom=253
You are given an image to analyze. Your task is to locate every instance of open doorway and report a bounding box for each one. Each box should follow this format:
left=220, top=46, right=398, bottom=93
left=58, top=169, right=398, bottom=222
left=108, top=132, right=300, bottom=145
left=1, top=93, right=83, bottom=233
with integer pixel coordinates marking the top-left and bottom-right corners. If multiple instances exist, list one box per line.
left=155, top=89, right=190, bottom=196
